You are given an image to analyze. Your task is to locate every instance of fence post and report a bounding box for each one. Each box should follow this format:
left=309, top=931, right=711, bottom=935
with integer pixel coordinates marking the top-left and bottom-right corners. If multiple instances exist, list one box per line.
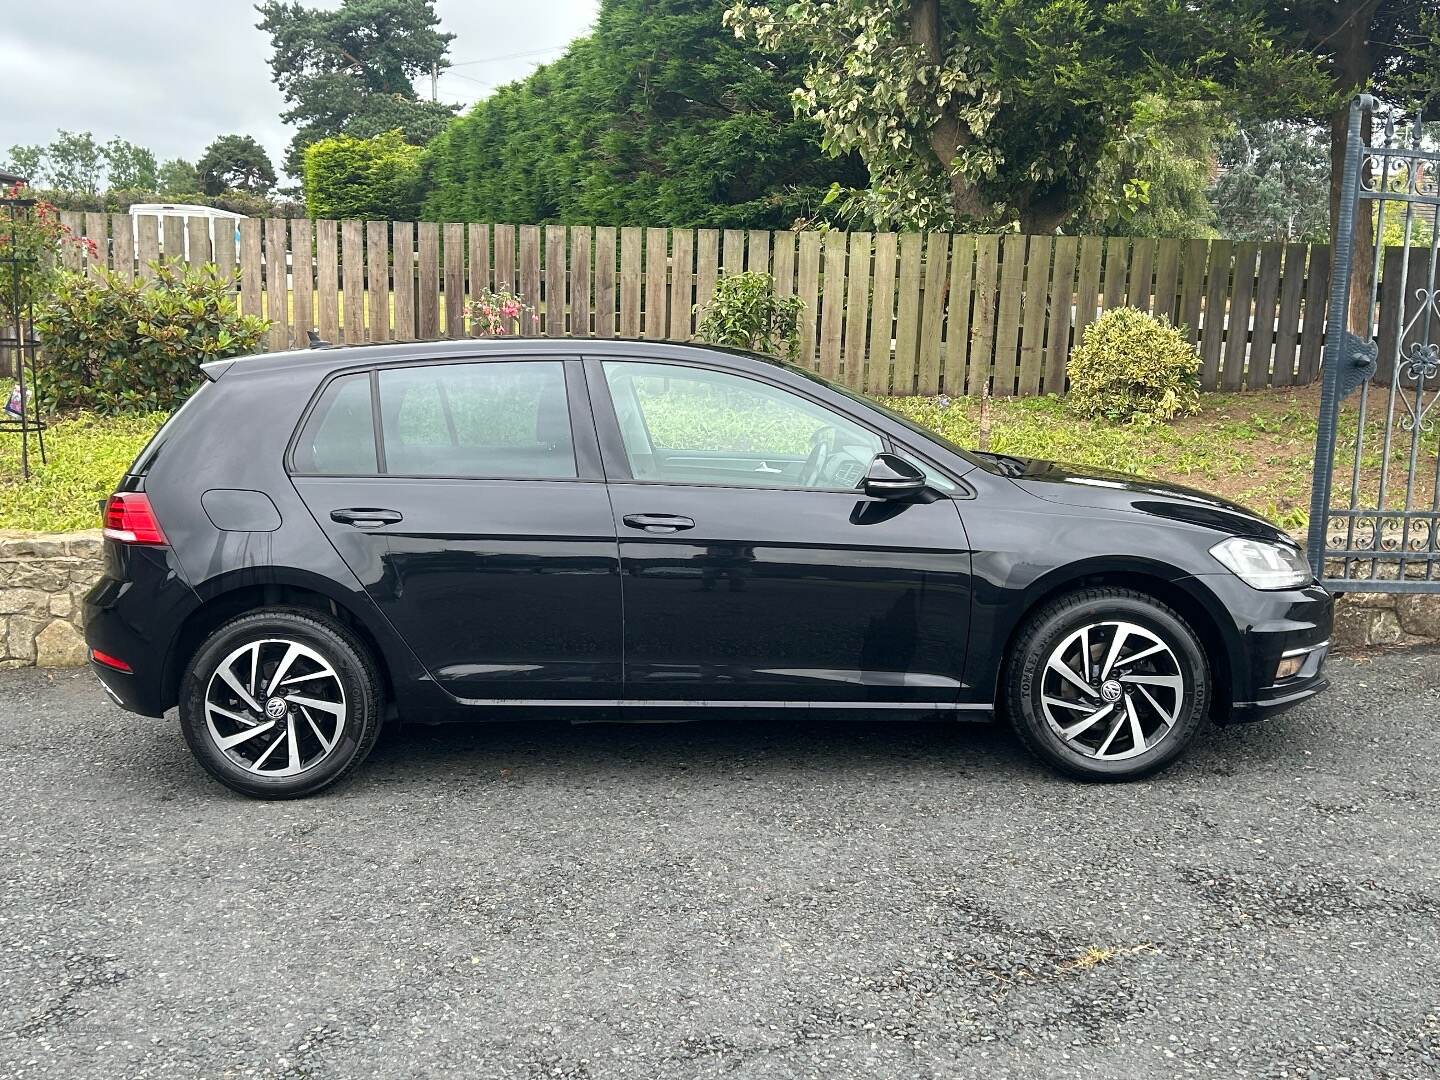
left=1307, top=94, right=1373, bottom=576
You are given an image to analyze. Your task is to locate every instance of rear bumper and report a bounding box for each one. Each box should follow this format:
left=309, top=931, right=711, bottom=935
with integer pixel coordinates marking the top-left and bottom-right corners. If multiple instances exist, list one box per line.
left=82, top=542, right=197, bottom=717
left=88, top=656, right=164, bottom=717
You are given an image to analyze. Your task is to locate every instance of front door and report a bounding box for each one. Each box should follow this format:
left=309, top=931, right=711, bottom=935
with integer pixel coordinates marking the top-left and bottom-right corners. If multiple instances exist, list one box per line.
left=290, top=357, right=621, bottom=702
left=591, top=358, right=973, bottom=706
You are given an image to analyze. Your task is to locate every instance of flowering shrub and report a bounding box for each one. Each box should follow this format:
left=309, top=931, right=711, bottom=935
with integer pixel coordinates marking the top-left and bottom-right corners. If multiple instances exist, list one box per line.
left=0, top=183, right=95, bottom=327
left=35, top=262, right=269, bottom=413
left=466, top=288, right=539, bottom=337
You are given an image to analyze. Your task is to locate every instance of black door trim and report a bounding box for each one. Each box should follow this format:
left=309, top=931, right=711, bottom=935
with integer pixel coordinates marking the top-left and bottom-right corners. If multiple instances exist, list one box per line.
left=443, top=695, right=994, bottom=713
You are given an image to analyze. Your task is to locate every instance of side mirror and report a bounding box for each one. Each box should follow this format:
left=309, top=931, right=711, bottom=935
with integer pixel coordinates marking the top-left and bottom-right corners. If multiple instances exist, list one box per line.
left=863, top=453, right=927, bottom=500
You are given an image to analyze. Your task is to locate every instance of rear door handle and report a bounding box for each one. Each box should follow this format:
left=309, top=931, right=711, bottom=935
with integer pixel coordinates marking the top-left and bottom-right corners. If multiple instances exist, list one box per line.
left=622, top=513, right=695, bottom=534
left=330, top=508, right=403, bottom=528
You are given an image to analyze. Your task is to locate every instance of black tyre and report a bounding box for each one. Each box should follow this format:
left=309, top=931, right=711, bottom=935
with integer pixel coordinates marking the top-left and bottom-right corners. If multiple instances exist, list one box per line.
left=178, top=608, right=384, bottom=799
left=1004, top=588, right=1211, bottom=781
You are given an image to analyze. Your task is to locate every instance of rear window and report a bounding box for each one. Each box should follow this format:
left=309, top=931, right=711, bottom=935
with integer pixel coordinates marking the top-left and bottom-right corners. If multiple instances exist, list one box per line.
left=129, top=380, right=211, bottom=476
left=377, top=361, right=575, bottom=479
left=293, top=373, right=379, bottom=474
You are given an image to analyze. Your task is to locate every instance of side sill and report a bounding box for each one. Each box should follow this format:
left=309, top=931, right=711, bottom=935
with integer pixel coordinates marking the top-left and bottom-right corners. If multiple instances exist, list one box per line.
left=446, top=697, right=995, bottom=712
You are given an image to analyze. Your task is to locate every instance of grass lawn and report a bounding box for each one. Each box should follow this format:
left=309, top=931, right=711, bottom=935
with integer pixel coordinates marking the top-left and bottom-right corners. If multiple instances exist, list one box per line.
left=880, top=383, right=1437, bottom=535
left=2, top=385, right=1432, bottom=534
left=1, top=412, right=169, bottom=532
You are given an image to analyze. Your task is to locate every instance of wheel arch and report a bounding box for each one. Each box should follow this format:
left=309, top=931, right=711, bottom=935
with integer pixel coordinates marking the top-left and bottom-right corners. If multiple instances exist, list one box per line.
left=990, top=558, right=1237, bottom=720
left=161, top=569, right=405, bottom=712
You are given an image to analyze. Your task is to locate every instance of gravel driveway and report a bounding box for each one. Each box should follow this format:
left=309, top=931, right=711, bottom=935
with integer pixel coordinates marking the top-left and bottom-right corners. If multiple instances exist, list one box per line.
left=2, top=650, right=1439, bottom=1080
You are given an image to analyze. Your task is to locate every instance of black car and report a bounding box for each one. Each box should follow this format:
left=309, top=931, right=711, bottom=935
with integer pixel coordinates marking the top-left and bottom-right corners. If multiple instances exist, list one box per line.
left=84, top=340, right=1331, bottom=798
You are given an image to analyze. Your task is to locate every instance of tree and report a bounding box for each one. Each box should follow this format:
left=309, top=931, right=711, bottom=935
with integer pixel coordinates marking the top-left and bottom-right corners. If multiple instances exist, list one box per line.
left=156, top=158, right=201, bottom=195
left=197, top=135, right=278, bottom=195
left=304, top=130, right=422, bottom=219
left=45, top=131, right=104, bottom=196
left=3, top=145, right=46, bottom=184
left=1075, top=98, right=1224, bottom=238
left=419, top=0, right=865, bottom=228
left=101, top=138, right=159, bottom=191
left=256, top=0, right=458, bottom=175
left=1209, top=122, right=1331, bottom=242
left=726, top=0, right=1273, bottom=232
left=1245, top=2, right=1440, bottom=322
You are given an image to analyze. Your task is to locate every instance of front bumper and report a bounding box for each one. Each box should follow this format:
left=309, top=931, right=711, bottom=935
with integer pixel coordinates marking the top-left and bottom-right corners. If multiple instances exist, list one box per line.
left=1196, top=575, right=1333, bottom=723
left=1229, top=640, right=1330, bottom=722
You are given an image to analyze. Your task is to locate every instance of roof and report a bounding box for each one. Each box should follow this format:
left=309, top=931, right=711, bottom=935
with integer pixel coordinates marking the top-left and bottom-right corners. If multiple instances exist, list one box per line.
left=128, top=203, right=246, bottom=220
left=203, top=337, right=793, bottom=382
left=0, top=169, right=29, bottom=187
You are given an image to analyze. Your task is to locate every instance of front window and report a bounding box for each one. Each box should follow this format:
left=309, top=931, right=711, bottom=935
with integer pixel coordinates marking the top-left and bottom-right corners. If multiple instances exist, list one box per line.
left=602, top=361, right=882, bottom=490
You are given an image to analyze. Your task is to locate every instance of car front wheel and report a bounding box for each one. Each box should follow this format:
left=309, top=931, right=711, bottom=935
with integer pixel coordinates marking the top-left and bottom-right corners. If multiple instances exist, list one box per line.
left=1005, top=588, right=1211, bottom=781
left=178, top=608, right=383, bottom=799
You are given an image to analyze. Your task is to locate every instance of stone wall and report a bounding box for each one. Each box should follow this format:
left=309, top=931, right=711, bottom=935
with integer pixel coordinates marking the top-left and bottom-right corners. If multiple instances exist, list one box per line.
left=0, top=531, right=102, bottom=669
left=1331, top=590, right=1440, bottom=648
left=0, top=529, right=1436, bottom=668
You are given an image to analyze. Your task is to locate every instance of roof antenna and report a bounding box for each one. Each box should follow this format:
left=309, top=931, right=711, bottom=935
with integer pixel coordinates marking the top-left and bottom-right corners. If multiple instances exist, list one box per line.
left=306, top=329, right=332, bottom=349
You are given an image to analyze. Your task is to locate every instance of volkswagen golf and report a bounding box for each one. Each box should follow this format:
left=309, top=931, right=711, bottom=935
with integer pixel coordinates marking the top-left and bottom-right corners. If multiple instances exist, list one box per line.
left=84, top=339, right=1332, bottom=798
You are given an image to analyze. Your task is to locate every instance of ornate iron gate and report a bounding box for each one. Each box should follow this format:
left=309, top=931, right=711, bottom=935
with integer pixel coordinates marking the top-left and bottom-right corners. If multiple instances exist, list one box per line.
left=1308, top=95, right=1440, bottom=592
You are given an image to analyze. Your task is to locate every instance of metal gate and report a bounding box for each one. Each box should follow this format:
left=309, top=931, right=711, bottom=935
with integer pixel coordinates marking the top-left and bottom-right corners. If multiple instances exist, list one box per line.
left=1308, top=95, right=1440, bottom=592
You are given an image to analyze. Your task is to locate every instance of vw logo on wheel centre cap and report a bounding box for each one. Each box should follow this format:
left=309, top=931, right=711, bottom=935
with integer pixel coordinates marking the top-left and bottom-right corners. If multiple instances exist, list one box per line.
left=1100, top=679, right=1123, bottom=703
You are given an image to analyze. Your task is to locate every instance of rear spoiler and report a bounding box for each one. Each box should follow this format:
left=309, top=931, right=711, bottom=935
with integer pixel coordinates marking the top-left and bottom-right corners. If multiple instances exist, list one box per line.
left=200, top=330, right=333, bottom=382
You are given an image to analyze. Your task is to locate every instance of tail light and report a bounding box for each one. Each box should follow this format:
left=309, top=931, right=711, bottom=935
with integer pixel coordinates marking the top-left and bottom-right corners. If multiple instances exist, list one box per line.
left=102, top=492, right=168, bottom=545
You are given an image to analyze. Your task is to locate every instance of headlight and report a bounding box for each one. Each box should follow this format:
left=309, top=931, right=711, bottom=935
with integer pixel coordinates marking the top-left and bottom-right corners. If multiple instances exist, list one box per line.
left=1209, top=536, right=1311, bottom=590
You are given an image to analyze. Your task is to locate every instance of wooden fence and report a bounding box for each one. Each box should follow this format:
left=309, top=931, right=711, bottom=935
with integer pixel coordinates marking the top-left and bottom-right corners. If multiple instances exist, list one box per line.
left=57, top=211, right=1340, bottom=397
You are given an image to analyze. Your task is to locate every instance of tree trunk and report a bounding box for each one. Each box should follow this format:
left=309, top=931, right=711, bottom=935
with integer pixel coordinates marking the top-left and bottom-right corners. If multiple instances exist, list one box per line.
left=908, top=0, right=992, bottom=222
left=1018, top=204, right=1067, bottom=235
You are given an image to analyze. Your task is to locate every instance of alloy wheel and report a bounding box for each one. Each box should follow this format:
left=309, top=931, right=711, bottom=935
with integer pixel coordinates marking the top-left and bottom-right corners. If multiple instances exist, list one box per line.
left=1038, top=620, right=1184, bottom=761
left=203, top=638, right=348, bottom=777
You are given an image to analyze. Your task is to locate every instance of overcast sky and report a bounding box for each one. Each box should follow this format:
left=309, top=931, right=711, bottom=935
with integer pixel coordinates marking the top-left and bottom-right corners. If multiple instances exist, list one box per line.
left=1, top=0, right=600, bottom=178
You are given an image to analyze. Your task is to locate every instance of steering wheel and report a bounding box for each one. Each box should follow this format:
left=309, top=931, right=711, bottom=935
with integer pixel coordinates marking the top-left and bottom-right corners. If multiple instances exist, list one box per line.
left=799, top=427, right=836, bottom=488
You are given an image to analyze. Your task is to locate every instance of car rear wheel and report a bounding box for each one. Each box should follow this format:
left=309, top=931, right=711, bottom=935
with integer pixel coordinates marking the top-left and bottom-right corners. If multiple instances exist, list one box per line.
left=1005, top=588, right=1211, bottom=781
left=179, top=608, right=383, bottom=799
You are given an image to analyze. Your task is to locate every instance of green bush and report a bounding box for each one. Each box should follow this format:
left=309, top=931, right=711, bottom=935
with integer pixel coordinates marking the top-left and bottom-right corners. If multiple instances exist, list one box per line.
left=35, top=263, right=270, bottom=413
left=304, top=130, right=422, bottom=221
left=694, top=272, right=804, bottom=360
left=1066, top=307, right=1201, bottom=424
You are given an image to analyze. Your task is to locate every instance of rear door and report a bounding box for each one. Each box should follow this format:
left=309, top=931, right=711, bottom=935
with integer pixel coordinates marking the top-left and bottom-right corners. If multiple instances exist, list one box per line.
left=289, top=356, right=622, bottom=703
left=592, top=357, right=974, bottom=707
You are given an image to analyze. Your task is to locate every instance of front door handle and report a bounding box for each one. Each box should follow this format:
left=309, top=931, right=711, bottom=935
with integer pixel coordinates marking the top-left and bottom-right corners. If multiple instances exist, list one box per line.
left=330, top=507, right=403, bottom=528
left=622, top=513, right=695, bottom=534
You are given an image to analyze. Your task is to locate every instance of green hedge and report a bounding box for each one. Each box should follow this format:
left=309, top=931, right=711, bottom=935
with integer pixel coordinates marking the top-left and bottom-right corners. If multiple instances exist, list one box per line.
left=304, top=130, right=422, bottom=221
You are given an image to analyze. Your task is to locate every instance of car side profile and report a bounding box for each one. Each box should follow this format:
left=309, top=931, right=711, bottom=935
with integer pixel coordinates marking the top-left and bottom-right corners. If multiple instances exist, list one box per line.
left=84, top=339, right=1332, bottom=798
